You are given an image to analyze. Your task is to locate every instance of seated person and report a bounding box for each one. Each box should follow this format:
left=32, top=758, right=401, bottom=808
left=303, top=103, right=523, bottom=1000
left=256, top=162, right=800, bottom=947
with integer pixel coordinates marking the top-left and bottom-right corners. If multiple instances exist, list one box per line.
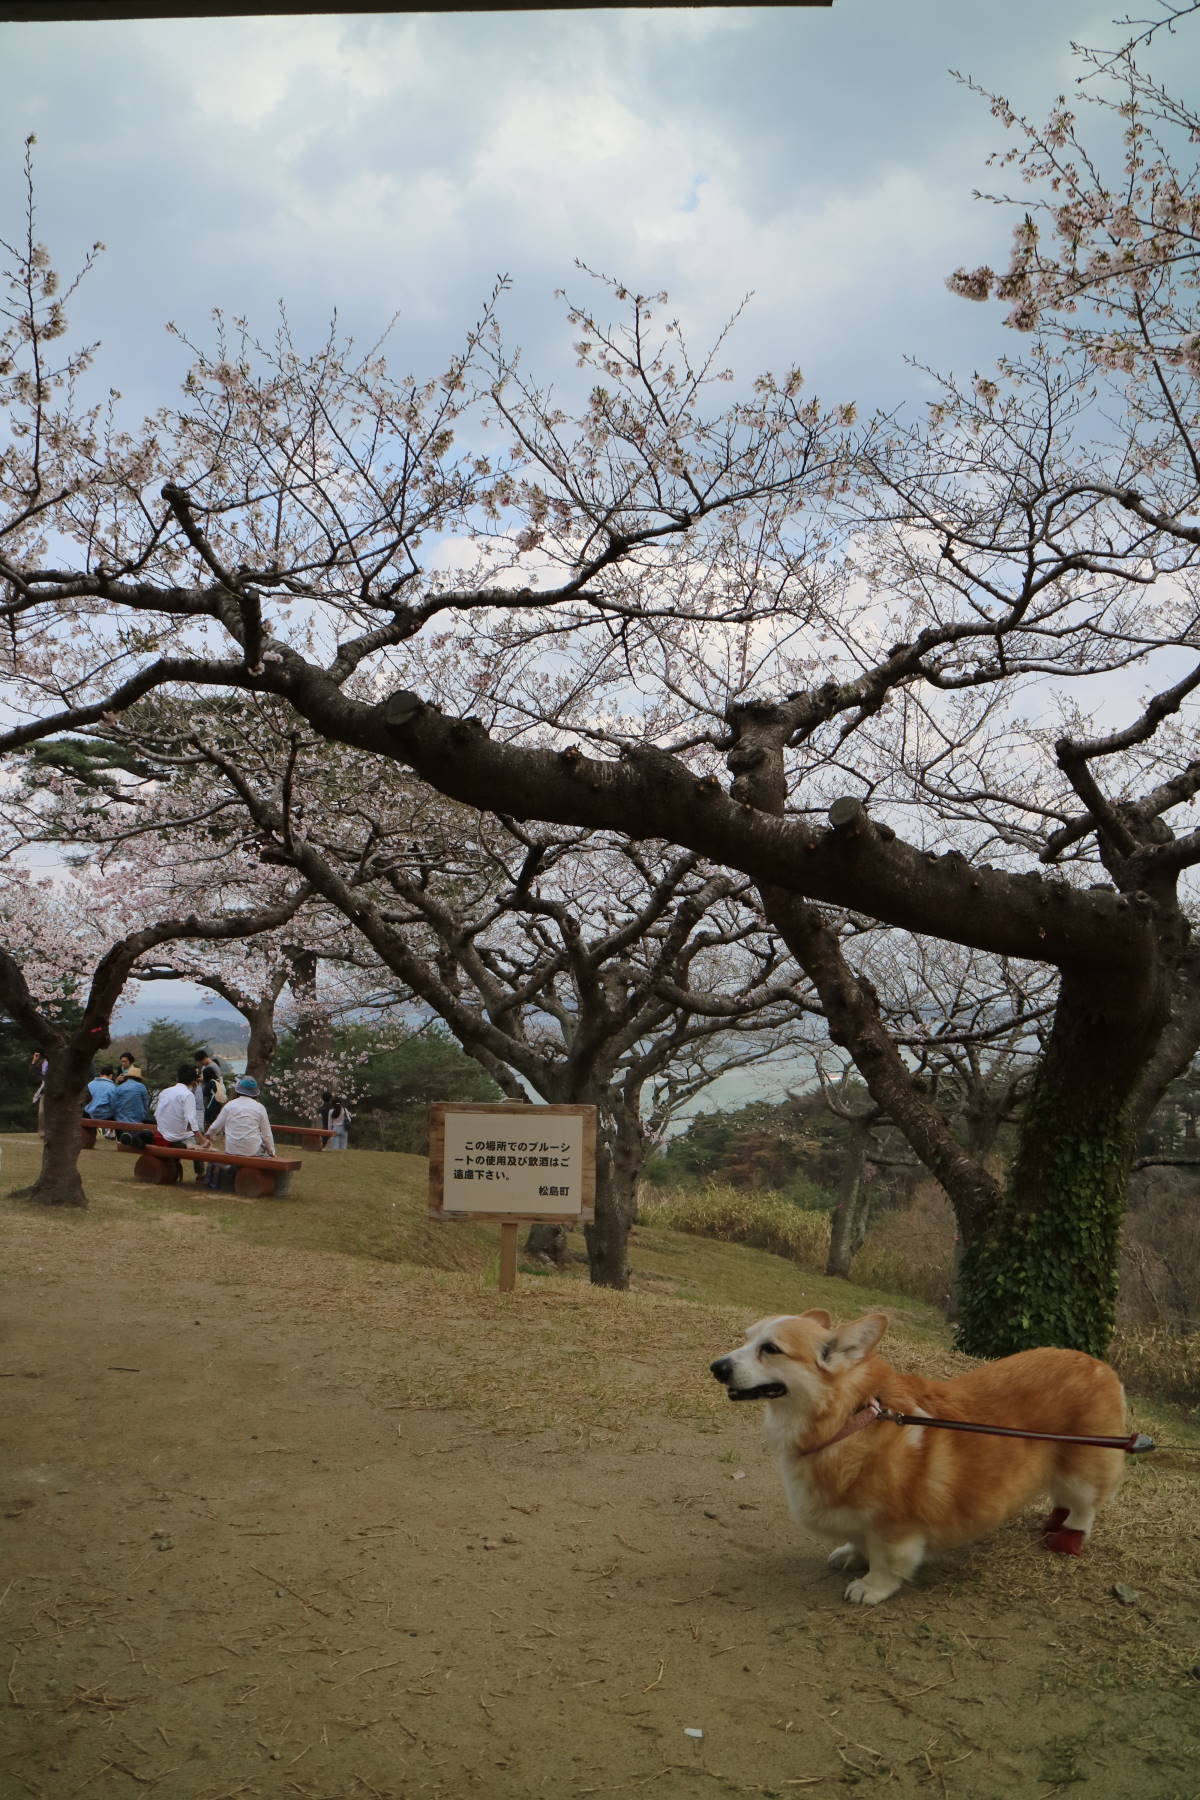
left=204, top=1076, right=275, bottom=1189
left=154, top=1063, right=207, bottom=1183
left=85, top=1066, right=120, bottom=1118
left=110, top=1072, right=153, bottom=1145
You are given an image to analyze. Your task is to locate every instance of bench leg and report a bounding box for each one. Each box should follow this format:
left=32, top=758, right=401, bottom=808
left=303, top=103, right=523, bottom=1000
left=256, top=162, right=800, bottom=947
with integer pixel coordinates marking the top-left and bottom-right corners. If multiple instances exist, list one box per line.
left=133, top=1152, right=177, bottom=1184
left=233, top=1168, right=275, bottom=1199
left=272, top=1170, right=294, bottom=1198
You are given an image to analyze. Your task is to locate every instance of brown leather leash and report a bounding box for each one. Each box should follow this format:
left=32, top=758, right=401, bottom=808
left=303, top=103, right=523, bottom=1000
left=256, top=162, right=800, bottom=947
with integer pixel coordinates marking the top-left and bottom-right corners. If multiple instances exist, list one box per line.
left=871, top=1399, right=1157, bottom=1454
left=799, top=1397, right=1164, bottom=1458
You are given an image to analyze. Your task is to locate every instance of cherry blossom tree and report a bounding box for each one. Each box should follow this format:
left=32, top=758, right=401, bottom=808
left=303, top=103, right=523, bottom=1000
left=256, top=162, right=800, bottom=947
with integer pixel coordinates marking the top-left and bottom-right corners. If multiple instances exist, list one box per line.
left=11, top=731, right=405, bottom=1113
left=5, top=20, right=1200, bottom=1345
left=154, top=726, right=826, bottom=1288
left=0, top=854, right=308, bottom=1207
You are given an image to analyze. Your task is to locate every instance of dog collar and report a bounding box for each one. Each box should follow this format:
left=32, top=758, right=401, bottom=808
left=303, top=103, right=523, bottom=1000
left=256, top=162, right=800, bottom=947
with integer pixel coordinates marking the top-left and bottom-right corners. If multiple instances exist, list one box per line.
left=795, top=1396, right=886, bottom=1457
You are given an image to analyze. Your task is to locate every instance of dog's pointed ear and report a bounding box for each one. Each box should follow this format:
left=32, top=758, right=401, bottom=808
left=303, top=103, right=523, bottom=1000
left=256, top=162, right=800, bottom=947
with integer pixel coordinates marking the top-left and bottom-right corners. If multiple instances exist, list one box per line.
left=818, top=1312, right=887, bottom=1372
left=800, top=1308, right=833, bottom=1329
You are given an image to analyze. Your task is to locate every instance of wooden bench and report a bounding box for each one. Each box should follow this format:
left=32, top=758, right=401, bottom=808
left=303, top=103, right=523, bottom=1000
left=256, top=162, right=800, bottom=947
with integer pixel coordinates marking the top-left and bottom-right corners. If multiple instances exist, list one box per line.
left=119, top=1142, right=303, bottom=1198
left=272, top=1124, right=336, bottom=1149
left=81, top=1115, right=153, bottom=1147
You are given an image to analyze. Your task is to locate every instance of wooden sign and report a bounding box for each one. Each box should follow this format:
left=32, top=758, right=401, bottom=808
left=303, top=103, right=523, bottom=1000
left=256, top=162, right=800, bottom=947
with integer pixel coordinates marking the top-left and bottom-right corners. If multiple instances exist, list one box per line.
left=428, top=1102, right=597, bottom=1292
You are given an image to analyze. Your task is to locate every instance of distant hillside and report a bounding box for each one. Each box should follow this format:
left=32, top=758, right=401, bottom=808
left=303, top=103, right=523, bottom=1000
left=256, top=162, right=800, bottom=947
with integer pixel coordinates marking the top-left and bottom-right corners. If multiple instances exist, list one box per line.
left=111, top=1003, right=250, bottom=1046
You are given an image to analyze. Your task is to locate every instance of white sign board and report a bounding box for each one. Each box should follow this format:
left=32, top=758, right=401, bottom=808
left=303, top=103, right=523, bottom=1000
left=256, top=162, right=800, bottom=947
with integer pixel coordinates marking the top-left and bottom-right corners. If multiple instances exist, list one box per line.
left=428, top=1102, right=597, bottom=1223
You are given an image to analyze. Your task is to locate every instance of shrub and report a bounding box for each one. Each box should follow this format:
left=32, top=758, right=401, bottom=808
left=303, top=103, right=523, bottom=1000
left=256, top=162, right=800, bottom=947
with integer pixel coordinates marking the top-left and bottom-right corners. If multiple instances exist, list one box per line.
left=1110, top=1326, right=1200, bottom=1415
left=640, top=1183, right=830, bottom=1267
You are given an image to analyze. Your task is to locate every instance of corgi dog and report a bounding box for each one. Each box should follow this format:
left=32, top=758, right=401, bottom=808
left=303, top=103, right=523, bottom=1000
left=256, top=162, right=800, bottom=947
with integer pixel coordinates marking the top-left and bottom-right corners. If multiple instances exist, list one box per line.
left=709, top=1310, right=1127, bottom=1606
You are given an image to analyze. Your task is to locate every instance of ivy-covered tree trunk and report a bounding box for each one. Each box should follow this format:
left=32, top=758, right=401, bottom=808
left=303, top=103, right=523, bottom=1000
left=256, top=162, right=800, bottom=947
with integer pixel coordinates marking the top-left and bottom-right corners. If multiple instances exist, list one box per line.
left=955, top=971, right=1165, bottom=1357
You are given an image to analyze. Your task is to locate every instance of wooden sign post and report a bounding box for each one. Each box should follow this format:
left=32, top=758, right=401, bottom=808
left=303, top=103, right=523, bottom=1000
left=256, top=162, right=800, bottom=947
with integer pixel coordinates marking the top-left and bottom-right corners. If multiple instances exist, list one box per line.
left=427, top=1102, right=597, bottom=1292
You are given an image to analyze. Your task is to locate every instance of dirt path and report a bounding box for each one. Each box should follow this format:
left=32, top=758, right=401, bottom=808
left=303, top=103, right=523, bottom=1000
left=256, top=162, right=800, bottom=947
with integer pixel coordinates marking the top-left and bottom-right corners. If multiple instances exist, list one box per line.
left=2, top=1195, right=1198, bottom=1799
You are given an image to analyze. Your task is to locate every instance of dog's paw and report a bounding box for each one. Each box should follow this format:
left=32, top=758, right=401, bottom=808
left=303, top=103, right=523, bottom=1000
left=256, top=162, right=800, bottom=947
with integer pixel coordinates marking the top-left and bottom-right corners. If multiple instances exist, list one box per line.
left=844, top=1574, right=899, bottom=1606
left=1043, top=1527, right=1086, bottom=1557
left=828, top=1543, right=867, bottom=1572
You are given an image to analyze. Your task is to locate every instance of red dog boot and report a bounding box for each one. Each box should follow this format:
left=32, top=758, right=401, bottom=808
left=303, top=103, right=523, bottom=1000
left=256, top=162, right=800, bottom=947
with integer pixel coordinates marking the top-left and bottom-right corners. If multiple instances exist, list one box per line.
left=1043, top=1526, right=1086, bottom=1556
left=1042, top=1507, right=1070, bottom=1534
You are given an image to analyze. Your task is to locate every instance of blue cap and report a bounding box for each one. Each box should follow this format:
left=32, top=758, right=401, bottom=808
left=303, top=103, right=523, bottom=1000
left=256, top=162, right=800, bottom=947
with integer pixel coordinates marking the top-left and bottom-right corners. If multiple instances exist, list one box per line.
left=235, top=1076, right=259, bottom=1095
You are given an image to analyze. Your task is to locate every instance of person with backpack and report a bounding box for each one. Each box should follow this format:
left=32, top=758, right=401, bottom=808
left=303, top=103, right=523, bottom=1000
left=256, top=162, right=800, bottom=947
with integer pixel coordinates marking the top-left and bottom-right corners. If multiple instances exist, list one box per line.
left=198, top=1053, right=227, bottom=1129
left=204, top=1076, right=276, bottom=1190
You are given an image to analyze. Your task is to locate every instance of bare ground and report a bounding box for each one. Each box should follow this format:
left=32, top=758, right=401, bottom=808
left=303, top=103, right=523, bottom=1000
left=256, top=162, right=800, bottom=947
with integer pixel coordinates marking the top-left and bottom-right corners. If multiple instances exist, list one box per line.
left=2, top=1157, right=1199, bottom=1800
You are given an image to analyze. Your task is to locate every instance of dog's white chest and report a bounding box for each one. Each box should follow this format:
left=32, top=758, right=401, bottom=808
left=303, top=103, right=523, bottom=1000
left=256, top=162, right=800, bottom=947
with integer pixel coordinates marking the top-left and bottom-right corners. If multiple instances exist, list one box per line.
left=773, top=1448, right=863, bottom=1542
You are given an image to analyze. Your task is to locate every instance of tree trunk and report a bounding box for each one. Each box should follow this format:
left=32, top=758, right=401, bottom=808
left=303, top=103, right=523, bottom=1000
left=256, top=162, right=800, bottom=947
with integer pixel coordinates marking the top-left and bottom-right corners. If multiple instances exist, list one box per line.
left=956, top=972, right=1166, bottom=1358
left=287, top=948, right=334, bottom=1122
left=582, top=1105, right=642, bottom=1291
left=244, top=1004, right=278, bottom=1087
left=523, top=1222, right=569, bottom=1266
left=944, top=1096, right=1005, bottom=1320
left=825, top=1121, right=872, bottom=1278
left=15, top=1052, right=90, bottom=1207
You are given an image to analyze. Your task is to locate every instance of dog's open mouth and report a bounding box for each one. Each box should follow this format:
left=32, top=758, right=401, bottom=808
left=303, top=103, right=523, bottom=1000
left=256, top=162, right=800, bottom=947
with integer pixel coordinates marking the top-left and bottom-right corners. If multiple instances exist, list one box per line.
left=727, top=1382, right=788, bottom=1401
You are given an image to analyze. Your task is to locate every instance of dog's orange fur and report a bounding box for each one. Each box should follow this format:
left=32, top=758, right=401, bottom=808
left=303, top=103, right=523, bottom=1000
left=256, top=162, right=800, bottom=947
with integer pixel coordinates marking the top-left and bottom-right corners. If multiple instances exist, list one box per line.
left=716, top=1310, right=1127, bottom=1605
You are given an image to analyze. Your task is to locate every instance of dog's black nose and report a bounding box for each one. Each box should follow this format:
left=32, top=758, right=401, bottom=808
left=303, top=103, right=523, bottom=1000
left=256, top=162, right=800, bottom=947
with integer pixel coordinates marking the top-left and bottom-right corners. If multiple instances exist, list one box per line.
left=710, top=1357, right=733, bottom=1384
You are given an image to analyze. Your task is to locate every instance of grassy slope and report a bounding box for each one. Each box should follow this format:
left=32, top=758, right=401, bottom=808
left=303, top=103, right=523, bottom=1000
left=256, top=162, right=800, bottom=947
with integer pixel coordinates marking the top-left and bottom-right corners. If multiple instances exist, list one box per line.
left=4, top=1131, right=1196, bottom=1450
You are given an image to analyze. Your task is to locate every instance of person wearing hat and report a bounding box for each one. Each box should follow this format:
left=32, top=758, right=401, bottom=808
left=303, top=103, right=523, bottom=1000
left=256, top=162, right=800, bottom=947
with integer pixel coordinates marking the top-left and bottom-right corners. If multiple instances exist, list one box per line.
left=205, top=1076, right=276, bottom=1166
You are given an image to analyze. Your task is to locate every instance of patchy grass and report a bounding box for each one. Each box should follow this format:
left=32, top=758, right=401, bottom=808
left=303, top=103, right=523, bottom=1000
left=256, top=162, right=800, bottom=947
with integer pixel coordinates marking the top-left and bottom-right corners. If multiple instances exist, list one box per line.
left=3, top=1127, right=1200, bottom=1755
left=2, top=1133, right=497, bottom=1273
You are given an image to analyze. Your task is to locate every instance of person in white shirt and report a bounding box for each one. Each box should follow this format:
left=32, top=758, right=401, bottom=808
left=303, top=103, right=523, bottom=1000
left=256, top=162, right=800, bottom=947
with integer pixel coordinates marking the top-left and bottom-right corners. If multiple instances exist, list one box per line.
left=154, top=1063, right=206, bottom=1183
left=206, top=1075, right=276, bottom=1159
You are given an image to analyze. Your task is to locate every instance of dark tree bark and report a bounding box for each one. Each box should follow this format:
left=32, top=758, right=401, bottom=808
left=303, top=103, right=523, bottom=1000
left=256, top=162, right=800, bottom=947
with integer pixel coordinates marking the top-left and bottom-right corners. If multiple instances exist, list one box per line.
left=957, top=967, right=1171, bottom=1356
left=242, top=998, right=280, bottom=1088
left=285, top=947, right=334, bottom=1122
left=825, top=1118, right=874, bottom=1279
left=523, top=1223, right=569, bottom=1266
left=19, top=1044, right=94, bottom=1207
left=581, top=1101, right=648, bottom=1292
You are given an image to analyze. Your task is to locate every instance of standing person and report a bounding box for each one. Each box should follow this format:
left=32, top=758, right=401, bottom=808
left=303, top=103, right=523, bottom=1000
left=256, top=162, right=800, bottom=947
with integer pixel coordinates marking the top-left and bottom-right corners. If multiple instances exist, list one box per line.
left=117, top=1051, right=143, bottom=1083
left=320, top=1089, right=334, bottom=1131
left=153, top=1063, right=208, bottom=1184
left=85, top=1066, right=120, bottom=1118
left=327, top=1097, right=352, bottom=1151
left=205, top=1076, right=275, bottom=1190
left=31, top=1050, right=48, bottom=1139
left=199, top=1054, right=227, bottom=1129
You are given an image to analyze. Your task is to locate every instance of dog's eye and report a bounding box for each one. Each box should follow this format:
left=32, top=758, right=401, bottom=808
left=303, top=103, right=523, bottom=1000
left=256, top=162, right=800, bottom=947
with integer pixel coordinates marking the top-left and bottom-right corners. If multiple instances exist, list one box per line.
left=759, top=1341, right=780, bottom=1356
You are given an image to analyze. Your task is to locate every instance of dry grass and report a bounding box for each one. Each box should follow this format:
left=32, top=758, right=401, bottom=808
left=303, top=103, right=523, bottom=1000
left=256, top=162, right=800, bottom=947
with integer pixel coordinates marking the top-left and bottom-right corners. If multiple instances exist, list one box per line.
left=640, top=1182, right=831, bottom=1264
left=643, top=1177, right=1200, bottom=1414
left=1111, top=1324, right=1200, bottom=1414
left=3, top=1131, right=1200, bottom=1715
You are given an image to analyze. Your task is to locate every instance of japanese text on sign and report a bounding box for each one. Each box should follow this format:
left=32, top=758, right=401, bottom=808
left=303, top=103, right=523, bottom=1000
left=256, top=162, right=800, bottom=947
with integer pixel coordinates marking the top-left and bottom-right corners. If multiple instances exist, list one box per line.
left=429, top=1104, right=595, bottom=1221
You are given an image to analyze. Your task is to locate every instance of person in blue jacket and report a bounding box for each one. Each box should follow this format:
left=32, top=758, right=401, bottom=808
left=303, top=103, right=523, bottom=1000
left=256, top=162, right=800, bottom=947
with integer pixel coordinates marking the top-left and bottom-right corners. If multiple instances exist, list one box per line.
left=85, top=1066, right=120, bottom=1118
left=111, top=1074, right=154, bottom=1146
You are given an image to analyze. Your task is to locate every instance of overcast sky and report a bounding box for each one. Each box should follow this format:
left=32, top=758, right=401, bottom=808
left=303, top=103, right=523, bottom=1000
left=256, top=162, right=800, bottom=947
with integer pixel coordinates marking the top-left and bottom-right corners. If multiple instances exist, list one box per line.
left=3, top=2, right=1192, bottom=1066
left=4, top=2, right=1191, bottom=429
